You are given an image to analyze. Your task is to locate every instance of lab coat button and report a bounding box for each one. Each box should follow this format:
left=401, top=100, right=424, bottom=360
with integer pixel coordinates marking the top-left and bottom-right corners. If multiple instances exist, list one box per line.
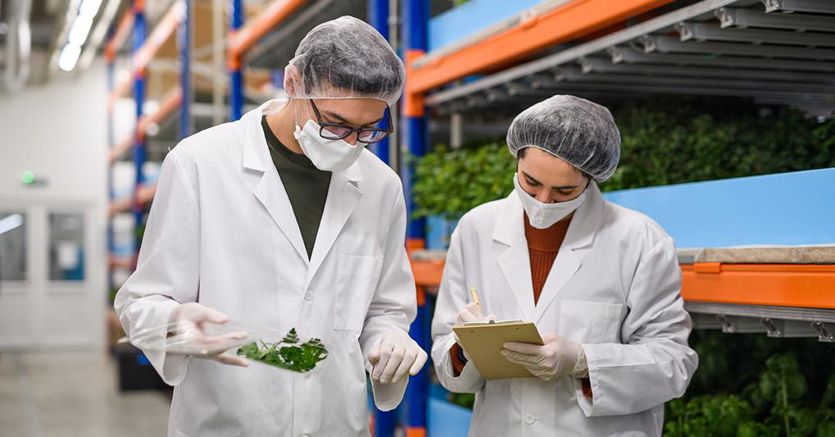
left=304, top=291, right=313, bottom=301
left=524, top=414, right=536, bottom=425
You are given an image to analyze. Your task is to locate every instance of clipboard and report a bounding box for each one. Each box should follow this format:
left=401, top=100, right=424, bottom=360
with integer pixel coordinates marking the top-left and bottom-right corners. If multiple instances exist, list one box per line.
left=452, top=321, right=544, bottom=380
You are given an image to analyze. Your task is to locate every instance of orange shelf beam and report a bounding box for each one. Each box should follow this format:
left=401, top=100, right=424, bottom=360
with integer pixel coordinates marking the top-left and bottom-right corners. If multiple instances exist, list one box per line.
left=227, top=0, right=307, bottom=58
left=681, top=263, right=835, bottom=310
left=405, top=0, right=673, bottom=96
left=412, top=258, right=445, bottom=288
left=133, top=1, right=186, bottom=74
left=105, top=10, right=135, bottom=62
left=107, top=75, right=133, bottom=110
left=107, top=2, right=184, bottom=106
left=109, top=87, right=183, bottom=164
left=108, top=256, right=135, bottom=270
left=410, top=258, right=835, bottom=310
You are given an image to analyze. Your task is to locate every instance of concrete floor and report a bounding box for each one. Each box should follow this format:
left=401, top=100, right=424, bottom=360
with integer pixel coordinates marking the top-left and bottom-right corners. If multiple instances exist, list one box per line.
left=0, top=351, right=171, bottom=437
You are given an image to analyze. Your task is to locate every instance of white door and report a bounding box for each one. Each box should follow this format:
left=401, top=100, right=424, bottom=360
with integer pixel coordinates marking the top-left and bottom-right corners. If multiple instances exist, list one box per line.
left=0, top=201, right=104, bottom=349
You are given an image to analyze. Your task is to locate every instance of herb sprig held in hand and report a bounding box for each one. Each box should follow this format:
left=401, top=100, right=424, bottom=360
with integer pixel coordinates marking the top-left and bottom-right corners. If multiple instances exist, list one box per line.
left=237, top=328, right=328, bottom=372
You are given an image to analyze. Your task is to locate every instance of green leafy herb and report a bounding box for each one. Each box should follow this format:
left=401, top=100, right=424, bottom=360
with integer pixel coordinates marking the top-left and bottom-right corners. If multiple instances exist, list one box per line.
left=236, top=328, right=328, bottom=373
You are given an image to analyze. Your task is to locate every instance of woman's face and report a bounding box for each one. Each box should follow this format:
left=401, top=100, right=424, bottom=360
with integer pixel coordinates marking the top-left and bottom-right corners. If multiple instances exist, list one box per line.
left=516, top=147, right=589, bottom=203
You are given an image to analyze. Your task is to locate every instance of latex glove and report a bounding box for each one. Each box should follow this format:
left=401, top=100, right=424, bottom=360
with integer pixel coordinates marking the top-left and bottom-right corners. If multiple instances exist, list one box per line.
left=501, top=334, right=587, bottom=382
left=168, top=302, right=249, bottom=367
left=368, top=330, right=428, bottom=384
left=454, top=302, right=496, bottom=327
left=453, top=302, right=496, bottom=361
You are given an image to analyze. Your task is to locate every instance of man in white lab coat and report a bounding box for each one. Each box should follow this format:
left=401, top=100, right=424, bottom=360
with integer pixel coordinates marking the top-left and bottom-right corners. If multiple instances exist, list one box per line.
left=115, top=16, right=426, bottom=437
left=431, top=95, right=698, bottom=436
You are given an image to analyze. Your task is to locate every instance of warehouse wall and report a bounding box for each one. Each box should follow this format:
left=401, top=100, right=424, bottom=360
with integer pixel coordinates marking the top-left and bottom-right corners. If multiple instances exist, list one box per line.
left=0, top=60, right=109, bottom=350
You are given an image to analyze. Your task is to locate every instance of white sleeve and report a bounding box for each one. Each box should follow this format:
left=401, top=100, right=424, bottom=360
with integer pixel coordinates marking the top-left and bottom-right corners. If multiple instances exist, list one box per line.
left=576, top=237, right=699, bottom=417
left=113, top=149, right=199, bottom=386
left=430, top=224, right=485, bottom=393
left=359, top=184, right=418, bottom=411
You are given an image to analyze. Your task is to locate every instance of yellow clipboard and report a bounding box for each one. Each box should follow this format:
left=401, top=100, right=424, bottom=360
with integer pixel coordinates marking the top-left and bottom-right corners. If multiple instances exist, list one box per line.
left=452, top=321, right=544, bottom=380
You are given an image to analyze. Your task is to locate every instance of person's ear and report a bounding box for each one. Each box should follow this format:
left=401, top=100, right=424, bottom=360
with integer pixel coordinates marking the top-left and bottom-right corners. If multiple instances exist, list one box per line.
left=284, top=65, right=300, bottom=97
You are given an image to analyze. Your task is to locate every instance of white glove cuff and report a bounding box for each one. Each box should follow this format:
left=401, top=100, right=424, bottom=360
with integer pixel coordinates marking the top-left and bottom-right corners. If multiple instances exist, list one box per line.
left=571, top=347, right=589, bottom=378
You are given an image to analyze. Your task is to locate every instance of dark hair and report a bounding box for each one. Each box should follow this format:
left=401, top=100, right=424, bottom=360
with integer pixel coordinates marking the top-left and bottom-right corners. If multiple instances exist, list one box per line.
left=516, top=147, right=592, bottom=182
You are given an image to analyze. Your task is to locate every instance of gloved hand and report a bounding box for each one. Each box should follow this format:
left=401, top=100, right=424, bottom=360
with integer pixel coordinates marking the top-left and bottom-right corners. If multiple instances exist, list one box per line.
left=367, top=330, right=428, bottom=384
left=168, top=302, right=249, bottom=367
left=501, top=334, right=587, bottom=382
left=454, top=302, right=496, bottom=327
left=453, top=302, right=496, bottom=362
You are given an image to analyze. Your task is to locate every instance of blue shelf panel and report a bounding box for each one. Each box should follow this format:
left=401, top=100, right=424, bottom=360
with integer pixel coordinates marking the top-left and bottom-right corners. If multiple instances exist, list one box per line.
left=602, top=168, right=835, bottom=248
left=428, top=397, right=472, bottom=437
left=429, top=0, right=544, bottom=52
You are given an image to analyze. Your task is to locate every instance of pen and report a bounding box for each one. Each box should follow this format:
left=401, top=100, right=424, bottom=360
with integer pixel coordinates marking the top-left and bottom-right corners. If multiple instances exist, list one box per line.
left=469, top=287, right=480, bottom=307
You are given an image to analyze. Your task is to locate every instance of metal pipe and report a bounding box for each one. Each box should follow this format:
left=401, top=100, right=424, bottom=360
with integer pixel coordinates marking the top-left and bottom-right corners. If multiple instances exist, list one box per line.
left=762, top=0, right=835, bottom=14
left=369, top=0, right=391, bottom=166
left=450, top=112, right=463, bottom=149
left=389, top=0, right=400, bottom=173
left=179, top=0, right=193, bottom=140
left=608, top=46, right=835, bottom=73
left=212, top=0, right=225, bottom=125
left=106, top=48, right=116, bottom=293
left=1, top=0, right=32, bottom=93
left=717, top=6, right=835, bottom=32
left=641, top=35, right=835, bottom=60
left=676, top=22, right=835, bottom=47
left=578, top=56, right=835, bottom=84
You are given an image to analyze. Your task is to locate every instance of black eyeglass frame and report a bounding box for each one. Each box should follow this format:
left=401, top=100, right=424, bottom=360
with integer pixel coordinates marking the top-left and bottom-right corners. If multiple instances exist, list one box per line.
left=309, top=100, right=394, bottom=144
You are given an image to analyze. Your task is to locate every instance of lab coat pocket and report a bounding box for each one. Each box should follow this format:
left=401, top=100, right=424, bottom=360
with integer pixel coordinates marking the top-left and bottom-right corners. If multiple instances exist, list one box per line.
left=334, top=254, right=383, bottom=331
left=558, top=301, right=624, bottom=344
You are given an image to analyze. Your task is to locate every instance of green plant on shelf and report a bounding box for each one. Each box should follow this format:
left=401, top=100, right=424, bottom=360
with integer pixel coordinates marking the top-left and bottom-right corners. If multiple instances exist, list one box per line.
left=412, top=99, right=835, bottom=220
left=412, top=142, right=515, bottom=220
left=448, top=392, right=475, bottom=410
left=664, top=334, right=835, bottom=437
left=236, top=328, right=328, bottom=373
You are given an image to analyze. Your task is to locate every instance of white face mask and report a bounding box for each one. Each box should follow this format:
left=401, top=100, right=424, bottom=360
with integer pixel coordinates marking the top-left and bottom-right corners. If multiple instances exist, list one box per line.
left=293, top=119, right=364, bottom=173
left=513, top=174, right=587, bottom=229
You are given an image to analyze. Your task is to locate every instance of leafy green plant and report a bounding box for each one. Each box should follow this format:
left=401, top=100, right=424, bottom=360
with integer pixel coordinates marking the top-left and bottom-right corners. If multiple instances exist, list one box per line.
left=665, top=341, right=835, bottom=437
left=412, top=98, right=835, bottom=219
left=604, top=99, right=835, bottom=191
left=237, top=328, right=328, bottom=372
left=448, top=392, right=475, bottom=409
left=665, top=394, right=756, bottom=437
left=412, top=143, right=515, bottom=219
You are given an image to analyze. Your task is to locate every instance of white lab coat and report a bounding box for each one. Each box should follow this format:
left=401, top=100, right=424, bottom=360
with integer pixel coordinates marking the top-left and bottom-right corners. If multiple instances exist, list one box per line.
left=431, top=184, right=698, bottom=437
left=115, top=100, right=417, bottom=437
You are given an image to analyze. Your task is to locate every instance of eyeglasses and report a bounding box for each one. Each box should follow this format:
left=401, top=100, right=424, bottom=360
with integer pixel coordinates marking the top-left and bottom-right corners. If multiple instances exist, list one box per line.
left=309, top=100, right=393, bottom=144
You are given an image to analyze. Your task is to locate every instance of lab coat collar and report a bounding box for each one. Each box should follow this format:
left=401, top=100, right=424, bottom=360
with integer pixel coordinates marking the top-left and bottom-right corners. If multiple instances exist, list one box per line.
left=241, top=99, right=365, bottom=277
left=491, top=182, right=604, bottom=322
left=532, top=182, right=603, bottom=321
left=492, top=194, right=537, bottom=320
left=241, top=99, right=363, bottom=182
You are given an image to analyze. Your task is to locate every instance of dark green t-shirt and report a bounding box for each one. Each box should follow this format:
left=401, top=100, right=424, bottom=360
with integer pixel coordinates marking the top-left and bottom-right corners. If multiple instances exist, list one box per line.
left=261, top=116, right=331, bottom=259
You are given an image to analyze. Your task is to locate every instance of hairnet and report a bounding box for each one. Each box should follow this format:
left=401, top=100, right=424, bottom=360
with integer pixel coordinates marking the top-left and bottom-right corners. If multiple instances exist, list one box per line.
left=285, top=16, right=405, bottom=106
left=506, top=95, right=621, bottom=182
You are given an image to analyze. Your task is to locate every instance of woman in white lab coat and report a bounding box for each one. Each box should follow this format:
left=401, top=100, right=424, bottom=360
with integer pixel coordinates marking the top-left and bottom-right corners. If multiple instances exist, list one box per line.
left=115, top=17, right=426, bottom=437
left=431, top=95, right=698, bottom=436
